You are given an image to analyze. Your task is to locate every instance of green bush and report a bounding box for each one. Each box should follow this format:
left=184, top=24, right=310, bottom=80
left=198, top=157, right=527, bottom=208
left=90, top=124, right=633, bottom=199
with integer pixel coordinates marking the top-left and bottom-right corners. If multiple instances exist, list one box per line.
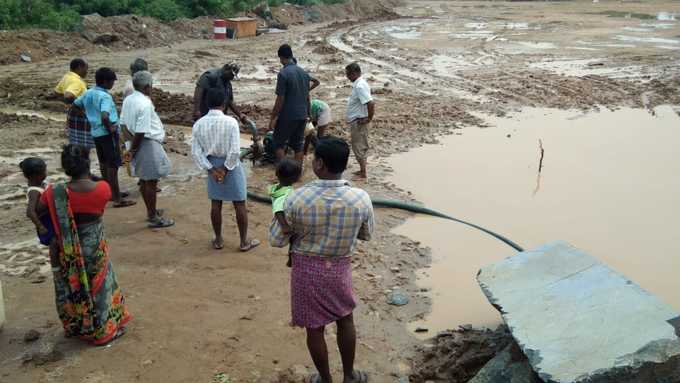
left=0, top=0, right=346, bottom=31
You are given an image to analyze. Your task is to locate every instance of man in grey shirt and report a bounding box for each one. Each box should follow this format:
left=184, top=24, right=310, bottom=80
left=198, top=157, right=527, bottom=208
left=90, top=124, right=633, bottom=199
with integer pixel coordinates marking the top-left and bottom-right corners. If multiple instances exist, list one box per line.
left=193, top=62, right=248, bottom=123
left=268, top=44, right=320, bottom=162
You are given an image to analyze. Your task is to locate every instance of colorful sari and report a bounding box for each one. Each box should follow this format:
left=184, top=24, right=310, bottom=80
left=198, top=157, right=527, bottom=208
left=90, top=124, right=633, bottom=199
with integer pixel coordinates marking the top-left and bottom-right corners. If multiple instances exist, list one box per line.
left=46, top=183, right=131, bottom=345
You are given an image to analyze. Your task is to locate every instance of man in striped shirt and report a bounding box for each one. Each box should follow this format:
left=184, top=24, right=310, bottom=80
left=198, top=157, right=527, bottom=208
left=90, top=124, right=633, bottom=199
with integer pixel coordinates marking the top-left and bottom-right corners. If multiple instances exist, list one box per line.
left=269, top=136, right=374, bottom=383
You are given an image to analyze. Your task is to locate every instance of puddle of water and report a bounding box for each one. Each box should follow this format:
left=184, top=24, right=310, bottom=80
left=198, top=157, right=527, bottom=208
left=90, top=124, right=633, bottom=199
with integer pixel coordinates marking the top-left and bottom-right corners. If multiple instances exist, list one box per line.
left=623, top=27, right=654, bottom=33
left=465, top=22, right=487, bottom=30
left=389, top=106, right=680, bottom=335
left=449, top=31, right=494, bottom=40
left=614, top=35, right=679, bottom=45
left=657, top=12, right=678, bottom=21
left=529, top=59, right=642, bottom=79
left=515, top=41, right=558, bottom=50
left=641, top=23, right=675, bottom=30
left=504, top=22, right=530, bottom=30
left=384, top=26, right=422, bottom=40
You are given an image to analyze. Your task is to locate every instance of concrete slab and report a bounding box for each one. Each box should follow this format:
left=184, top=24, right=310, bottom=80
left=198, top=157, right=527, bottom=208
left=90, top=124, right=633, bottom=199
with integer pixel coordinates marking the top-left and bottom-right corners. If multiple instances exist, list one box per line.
left=469, top=344, right=541, bottom=383
left=477, top=241, right=680, bottom=383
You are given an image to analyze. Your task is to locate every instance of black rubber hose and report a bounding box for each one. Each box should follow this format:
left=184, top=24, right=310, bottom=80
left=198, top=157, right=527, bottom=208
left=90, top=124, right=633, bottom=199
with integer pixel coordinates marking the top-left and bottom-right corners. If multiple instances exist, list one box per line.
left=247, top=191, right=524, bottom=252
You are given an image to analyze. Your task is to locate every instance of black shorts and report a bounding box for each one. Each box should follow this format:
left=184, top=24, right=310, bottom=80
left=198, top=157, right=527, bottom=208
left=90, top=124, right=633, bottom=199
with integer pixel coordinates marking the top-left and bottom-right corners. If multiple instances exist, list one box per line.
left=94, top=132, right=122, bottom=168
left=273, top=119, right=306, bottom=152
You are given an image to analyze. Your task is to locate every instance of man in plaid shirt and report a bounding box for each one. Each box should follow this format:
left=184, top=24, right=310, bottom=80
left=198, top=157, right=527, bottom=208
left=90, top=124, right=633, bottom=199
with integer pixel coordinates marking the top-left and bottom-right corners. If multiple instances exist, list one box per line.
left=269, top=136, right=374, bottom=383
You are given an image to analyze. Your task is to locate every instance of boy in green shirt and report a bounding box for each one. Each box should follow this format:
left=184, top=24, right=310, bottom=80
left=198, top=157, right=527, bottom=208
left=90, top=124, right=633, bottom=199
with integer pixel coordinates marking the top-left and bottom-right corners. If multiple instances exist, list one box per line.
left=268, top=158, right=303, bottom=267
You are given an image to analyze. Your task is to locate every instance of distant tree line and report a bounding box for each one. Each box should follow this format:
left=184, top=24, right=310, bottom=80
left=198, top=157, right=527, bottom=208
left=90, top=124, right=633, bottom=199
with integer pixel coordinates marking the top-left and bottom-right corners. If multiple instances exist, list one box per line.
left=0, top=0, right=345, bottom=31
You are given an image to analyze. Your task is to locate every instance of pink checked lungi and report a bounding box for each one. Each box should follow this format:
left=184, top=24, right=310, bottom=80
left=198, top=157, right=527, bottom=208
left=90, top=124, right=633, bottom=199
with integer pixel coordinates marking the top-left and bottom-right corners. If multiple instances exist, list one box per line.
left=291, top=253, right=356, bottom=329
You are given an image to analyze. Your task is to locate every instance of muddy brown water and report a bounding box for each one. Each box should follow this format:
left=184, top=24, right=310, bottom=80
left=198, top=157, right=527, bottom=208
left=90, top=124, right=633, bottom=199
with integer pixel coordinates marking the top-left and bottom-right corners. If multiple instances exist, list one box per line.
left=390, top=106, right=680, bottom=335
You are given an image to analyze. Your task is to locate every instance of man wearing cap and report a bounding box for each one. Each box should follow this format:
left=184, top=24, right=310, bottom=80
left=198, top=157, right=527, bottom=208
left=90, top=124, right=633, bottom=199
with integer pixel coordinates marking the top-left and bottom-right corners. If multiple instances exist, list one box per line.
left=268, top=44, right=320, bottom=163
left=193, top=63, right=248, bottom=123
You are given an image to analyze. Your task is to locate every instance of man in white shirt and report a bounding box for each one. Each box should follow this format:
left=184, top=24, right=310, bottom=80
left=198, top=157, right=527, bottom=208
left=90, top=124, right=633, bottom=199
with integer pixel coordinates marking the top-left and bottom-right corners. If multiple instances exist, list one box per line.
left=121, top=70, right=174, bottom=228
left=191, top=88, right=259, bottom=252
left=345, top=62, right=375, bottom=179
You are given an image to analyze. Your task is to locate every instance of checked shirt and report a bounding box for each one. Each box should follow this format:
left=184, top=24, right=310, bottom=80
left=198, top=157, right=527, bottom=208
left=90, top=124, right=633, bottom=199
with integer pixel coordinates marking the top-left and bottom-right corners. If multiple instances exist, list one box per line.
left=269, top=179, right=374, bottom=258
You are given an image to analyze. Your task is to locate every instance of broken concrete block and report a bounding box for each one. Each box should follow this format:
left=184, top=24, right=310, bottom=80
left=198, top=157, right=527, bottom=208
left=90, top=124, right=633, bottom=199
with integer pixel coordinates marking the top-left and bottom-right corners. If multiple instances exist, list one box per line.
left=477, top=241, right=680, bottom=383
left=469, top=343, right=541, bottom=383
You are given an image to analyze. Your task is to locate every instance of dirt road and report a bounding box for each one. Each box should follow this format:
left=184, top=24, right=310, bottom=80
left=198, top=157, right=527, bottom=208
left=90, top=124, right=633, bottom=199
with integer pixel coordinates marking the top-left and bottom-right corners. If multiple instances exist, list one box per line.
left=1, top=1, right=680, bottom=382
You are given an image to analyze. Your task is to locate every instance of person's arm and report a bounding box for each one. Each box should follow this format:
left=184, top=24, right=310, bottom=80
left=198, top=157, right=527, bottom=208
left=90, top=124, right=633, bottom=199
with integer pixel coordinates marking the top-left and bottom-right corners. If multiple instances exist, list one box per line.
left=128, top=104, right=152, bottom=158
left=26, top=191, right=47, bottom=235
left=269, top=199, right=294, bottom=248
left=129, top=133, right=145, bottom=158
left=227, top=99, right=246, bottom=122
left=268, top=95, right=284, bottom=131
left=190, top=125, right=214, bottom=171
left=358, top=83, right=375, bottom=124
left=224, top=120, right=241, bottom=172
left=193, top=86, right=204, bottom=121
left=357, top=193, right=375, bottom=241
left=275, top=212, right=292, bottom=235
left=72, top=95, right=84, bottom=111
left=63, top=92, right=77, bottom=104
left=310, top=76, right=320, bottom=91
left=269, top=72, right=286, bottom=131
left=101, top=112, right=115, bottom=133
left=365, top=101, right=375, bottom=123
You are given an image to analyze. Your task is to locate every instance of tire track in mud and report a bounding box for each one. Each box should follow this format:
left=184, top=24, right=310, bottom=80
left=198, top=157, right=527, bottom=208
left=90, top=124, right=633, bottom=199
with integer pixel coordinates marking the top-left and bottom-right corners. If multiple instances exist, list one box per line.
left=325, top=20, right=545, bottom=110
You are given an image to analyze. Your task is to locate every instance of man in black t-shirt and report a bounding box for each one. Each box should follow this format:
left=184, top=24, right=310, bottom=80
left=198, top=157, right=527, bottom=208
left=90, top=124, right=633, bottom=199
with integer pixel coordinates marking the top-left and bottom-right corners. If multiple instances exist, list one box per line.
left=268, top=44, right=320, bottom=162
left=193, top=62, right=247, bottom=123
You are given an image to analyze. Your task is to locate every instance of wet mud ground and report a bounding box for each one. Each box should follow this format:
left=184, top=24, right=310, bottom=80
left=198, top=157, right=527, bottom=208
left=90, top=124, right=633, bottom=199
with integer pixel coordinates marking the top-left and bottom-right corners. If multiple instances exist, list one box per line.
left=1, top=1, right=680, bottom=382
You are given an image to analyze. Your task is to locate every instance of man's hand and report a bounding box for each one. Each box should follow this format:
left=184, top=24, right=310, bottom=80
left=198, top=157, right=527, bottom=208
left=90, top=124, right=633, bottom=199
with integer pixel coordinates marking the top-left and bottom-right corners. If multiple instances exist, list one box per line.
left=210, top=167, right=227, bottom=183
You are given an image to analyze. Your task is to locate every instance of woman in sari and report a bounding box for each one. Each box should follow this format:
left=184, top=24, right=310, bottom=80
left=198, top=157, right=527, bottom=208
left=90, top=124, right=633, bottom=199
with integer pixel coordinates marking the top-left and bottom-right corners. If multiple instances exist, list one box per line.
left=38, top=144, right=131, bottom=345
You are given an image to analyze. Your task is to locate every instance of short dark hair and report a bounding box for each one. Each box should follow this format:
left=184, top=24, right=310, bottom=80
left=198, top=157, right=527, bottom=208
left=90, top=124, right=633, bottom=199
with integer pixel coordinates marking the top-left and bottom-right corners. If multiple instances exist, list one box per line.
left=206, top=88, right=225, bottom=109
left=130, top=58, right=148, bottom=75
left=276, top=158, right=302, bottom=186
left=61, top=144, right=90, bottom=178
left=70, top=58, right=87, bottom=71
left=345, top=62, right=361, bottom=75
left=314, top=136, right=350, bottom=174
left=19, top=157, right=46, bottom=178
left=95, top=67, right=117, bottom=86
left=277, top=44, right=293, bottom=59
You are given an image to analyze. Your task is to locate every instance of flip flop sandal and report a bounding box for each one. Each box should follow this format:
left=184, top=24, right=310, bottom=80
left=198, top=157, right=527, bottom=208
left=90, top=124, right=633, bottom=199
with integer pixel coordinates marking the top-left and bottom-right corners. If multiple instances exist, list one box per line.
left=239, top=239, right=261, bottom=252
left=350, top=370, right=369, bottom=383
left=148, top=217, right=175, bottom=229
left=146, top=209, right=165, bottom=223
left=113, top=200, right=137, bottom=208
left=212, top=238, right=225, bottom=250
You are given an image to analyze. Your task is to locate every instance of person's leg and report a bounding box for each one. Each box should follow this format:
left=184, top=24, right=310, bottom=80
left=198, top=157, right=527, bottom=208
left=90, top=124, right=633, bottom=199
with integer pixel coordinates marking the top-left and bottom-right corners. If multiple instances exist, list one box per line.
left=211, top=200, right=223, bottom=249
left=336, top=313, right=357, bottom=383
left=306, top=326, right=332, bottom=383
left=350, top=122, right=369, bottom=179
left=140, top=179, right=158, bottom=219
left=291, top=120, right=306, bottom=163
left=108, top=166, right=122, bottom=202
left=233, top=201, right=248, bottom=248
left=273, top=118, right=291, bottom=162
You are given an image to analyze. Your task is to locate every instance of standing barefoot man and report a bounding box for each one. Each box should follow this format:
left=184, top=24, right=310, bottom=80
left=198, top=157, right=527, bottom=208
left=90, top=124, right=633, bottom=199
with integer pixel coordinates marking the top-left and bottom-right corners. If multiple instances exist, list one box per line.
left=270, top=136, right=374, bottom=383
left=345, top=63, right=375, bottom=180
